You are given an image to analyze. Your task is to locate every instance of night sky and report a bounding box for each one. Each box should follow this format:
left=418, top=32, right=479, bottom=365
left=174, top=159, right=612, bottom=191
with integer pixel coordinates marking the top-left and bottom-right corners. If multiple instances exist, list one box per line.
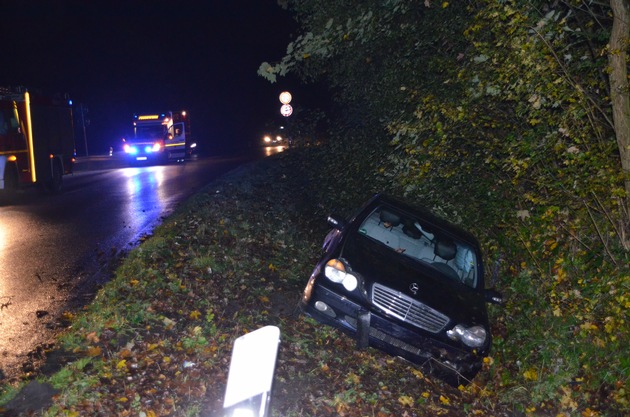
left=0, top=0, right=303, bottom=155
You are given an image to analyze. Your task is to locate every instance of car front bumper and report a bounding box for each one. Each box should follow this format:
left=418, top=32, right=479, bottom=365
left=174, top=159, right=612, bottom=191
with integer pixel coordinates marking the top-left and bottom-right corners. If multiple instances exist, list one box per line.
left=302, top=283, right=483, bottom=382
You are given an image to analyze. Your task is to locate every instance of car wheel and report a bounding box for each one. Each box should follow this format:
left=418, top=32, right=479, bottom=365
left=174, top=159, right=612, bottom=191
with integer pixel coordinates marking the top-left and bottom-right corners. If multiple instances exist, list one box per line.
left=4, top=164, right=18, bottom=192
left=46, top=159, right=63, bottom=194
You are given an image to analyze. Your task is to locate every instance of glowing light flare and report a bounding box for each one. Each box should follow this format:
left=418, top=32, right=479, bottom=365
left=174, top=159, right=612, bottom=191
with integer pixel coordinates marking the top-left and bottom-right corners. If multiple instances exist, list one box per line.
left=279, top=91, right=292, bottom=104
left=263, top=146, right=285, bottom=157
left=137, top=115, right=159, bottom=121
left=123, top=166, right=167, bottom=199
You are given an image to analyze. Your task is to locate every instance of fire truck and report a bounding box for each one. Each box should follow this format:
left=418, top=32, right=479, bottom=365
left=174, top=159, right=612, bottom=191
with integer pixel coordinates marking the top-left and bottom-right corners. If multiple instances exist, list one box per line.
left=123, top=110, right=190, bottom=163
left=0, top=86, right=75, bottom=195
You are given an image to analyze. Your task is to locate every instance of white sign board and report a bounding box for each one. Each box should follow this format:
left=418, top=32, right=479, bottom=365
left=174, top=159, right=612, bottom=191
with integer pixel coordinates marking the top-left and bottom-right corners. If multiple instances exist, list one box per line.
left=280, top=104, right=293, bottom=117
left=223, top=326, right=281, bottom=417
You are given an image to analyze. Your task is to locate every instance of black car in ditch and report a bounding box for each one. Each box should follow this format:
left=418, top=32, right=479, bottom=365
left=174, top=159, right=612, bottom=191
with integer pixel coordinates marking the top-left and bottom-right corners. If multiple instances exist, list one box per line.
left=300, top=194, right=503, bottom=385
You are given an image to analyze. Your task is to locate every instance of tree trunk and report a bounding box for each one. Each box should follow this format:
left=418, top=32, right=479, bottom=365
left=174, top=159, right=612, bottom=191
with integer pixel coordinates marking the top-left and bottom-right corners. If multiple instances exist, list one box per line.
left=609, top=0, right=630, bottom=233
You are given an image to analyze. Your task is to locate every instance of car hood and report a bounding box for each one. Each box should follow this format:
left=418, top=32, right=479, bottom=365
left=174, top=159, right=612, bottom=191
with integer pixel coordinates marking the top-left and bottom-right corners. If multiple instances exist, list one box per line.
left=341, top=238, right=488, bottom=328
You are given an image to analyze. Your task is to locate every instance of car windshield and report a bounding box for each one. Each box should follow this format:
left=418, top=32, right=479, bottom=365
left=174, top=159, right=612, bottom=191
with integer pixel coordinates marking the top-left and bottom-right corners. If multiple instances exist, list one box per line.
left=355, top=206, right=479, bottom=288
left=135, top=125, right=165, bottom=139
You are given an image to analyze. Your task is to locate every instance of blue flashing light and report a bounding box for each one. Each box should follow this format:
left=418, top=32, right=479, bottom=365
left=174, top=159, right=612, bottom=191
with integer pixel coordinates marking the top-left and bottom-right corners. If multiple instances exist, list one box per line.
left=124, top=144, right=138, bottom=155
left=68, top=99, right=73, bottom=106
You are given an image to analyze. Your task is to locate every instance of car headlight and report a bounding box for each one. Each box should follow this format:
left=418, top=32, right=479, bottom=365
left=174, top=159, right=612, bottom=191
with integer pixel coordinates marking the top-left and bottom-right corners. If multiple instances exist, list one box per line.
left=446, top=324, right=487, bottom=348
left=324, top=259, right=358, bottom=291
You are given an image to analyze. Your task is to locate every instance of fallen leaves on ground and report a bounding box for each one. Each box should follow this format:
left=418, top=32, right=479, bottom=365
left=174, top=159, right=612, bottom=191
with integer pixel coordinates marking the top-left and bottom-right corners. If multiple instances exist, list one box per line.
left=0, top=151, right=623, bottom=417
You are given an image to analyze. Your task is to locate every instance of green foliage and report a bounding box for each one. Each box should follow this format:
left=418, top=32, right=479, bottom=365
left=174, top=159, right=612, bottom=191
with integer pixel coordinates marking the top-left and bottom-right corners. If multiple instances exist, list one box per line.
left=261, top=0, right=629, bottom=414
left=49, top=358, right=94, bottom=389
left=261, top=0, right=471, bottom=138
left=0, top=384, right=22, bottom=408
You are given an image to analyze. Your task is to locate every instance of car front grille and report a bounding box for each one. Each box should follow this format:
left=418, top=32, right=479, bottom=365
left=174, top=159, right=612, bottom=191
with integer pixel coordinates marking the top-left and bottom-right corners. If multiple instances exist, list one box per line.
left=372, top=283, right=449, bottom=333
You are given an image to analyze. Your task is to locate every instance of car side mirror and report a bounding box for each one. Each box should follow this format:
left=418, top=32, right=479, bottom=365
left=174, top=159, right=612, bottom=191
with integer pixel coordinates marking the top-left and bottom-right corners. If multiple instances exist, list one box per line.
left=485, top=289, right=504, bottom=306
left=327, top=214, right=347, bottom=230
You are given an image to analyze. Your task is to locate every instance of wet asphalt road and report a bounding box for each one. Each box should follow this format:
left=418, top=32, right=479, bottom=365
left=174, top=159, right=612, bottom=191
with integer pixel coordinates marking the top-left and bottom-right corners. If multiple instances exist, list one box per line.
left=0, top=151, right=275, bottom=381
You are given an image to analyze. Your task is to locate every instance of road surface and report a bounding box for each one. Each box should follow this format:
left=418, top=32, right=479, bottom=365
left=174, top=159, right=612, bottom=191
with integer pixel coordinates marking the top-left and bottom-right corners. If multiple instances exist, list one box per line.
left=0, top=150, right=280, bottom=381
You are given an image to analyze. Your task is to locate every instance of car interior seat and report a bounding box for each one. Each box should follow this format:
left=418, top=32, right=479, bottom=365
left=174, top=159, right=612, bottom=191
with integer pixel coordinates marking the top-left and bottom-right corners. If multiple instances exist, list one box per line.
left=379, top=210, right=401, bottom=229
left=434, top=238, right=457, bottom=261
left=432, top=239, right=460, bottom=280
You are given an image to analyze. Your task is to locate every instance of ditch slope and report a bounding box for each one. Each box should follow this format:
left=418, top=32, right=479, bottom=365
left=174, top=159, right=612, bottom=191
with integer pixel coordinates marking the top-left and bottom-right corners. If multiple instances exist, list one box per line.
left=1, top=149, right=511, bottom=416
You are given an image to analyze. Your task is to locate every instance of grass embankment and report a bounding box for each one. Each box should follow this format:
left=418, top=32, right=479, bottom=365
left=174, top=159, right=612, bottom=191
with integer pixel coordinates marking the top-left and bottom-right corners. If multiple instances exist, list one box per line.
left=0, top=146, right=627, bottom=416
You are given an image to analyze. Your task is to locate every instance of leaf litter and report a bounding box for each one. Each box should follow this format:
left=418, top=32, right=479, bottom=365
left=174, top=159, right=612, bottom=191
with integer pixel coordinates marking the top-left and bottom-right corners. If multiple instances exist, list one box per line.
left=1, top=153, right=512, bottom=416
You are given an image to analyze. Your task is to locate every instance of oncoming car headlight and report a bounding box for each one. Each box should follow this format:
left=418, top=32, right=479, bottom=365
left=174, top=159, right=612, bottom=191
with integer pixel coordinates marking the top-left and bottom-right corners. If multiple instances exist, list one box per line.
left=446, top=324, right=487, bottom=348
left=324, top=259, right=358, bottom=291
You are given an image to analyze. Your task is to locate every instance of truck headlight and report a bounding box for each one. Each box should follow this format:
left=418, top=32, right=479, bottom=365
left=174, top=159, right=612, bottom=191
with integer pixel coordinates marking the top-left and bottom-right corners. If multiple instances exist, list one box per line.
left=446, top=324, right=487, bottom=348
left=324, top=259, right=358, bottom=292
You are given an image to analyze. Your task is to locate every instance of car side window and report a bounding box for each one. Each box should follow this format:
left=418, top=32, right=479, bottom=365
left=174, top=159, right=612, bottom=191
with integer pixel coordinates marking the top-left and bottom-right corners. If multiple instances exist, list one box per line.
left=453, top=244, right=477, bottom=287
